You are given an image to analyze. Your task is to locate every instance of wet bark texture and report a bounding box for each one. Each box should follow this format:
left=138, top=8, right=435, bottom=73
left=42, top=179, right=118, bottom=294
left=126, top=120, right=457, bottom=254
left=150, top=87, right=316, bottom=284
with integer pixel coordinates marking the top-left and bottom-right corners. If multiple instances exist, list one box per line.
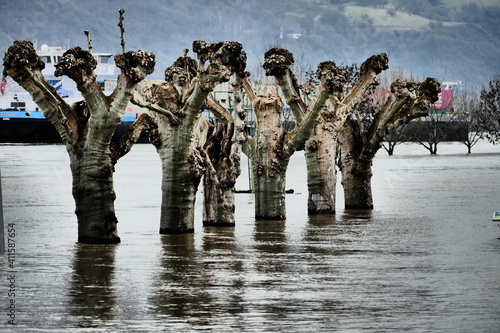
left=200, top=74, right=247, bottom=226
left=339, top=78, right=441, bottom=209
left=202, top=121, right=240, bottom=226
left=137, top=41, right=246, bottom=233
left=3, top=40, right=155, bottom=243
left=241, top=48, right=342, bottom=219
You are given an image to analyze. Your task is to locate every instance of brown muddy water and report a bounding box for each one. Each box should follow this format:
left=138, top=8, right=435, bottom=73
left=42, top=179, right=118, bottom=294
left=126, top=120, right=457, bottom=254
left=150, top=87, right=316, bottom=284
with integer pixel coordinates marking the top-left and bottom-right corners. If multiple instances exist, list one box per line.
left=1, top=141, right=499, bottom=332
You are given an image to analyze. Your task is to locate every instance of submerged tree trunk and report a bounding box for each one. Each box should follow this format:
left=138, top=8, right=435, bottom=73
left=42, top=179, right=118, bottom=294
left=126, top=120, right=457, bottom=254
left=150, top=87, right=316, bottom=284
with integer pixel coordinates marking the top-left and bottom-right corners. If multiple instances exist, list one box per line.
left=71, top=152, right=119, bottom=242
left=305, top=119, right=338, bottom=214
left=200, top=74, right=248, bottom=226
left=202, top=121, right=241, bottom=226
left=250, top=95, right=289, bottom=219
left=338, top=116, right=374, bottom=209
left=157, top=132, right=201, bottom=233
left=3, top=39, right=155, bottom=243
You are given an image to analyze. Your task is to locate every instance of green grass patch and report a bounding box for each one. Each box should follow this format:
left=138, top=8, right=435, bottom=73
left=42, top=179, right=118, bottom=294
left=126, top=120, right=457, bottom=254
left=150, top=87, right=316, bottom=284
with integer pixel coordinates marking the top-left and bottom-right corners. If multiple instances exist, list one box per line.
left=344, top=5, right=463, bottom=31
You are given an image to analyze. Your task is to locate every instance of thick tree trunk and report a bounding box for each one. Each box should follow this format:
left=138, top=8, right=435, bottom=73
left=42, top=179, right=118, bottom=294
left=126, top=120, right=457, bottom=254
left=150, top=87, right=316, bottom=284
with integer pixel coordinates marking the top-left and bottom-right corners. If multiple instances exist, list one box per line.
left=70, top=152, right=120, bottom=243
left=253, top=168, right=287, bottom=219
left=245, top=94, right=289, bottom=219
left=338, top=117, right=374, bottom=209
left=203, top=173, right=236, bottom=226
left=339, top=158, right=374, bottom=210
left=156, top=125, right=201, bottom=234
left=202, top=122, right=240, bottom=227
left=305, top=120, right=337, bottom=214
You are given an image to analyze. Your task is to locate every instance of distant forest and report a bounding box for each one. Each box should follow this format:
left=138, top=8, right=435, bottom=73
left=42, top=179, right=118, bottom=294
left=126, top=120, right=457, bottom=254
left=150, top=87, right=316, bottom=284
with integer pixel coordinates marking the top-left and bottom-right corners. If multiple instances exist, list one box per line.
left=1, top=0, right=499, bottom=88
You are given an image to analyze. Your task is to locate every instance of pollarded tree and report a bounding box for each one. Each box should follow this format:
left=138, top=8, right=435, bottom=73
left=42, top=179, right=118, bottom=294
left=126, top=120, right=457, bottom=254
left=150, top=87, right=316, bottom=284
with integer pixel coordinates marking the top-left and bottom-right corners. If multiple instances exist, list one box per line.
left=338, top=78, right=441, bottom=209
left=2, top=40, right=155, bottom=243
left=134, top=41, right=246, bottom=233
left=303, top=54, right=389, bottom=214
left=240, top=48, right=345, bottom=219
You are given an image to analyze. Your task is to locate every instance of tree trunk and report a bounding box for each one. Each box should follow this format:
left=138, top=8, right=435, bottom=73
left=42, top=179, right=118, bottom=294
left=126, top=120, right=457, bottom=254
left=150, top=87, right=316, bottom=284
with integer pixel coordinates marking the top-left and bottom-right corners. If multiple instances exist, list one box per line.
left=71, top=152, right=120, bottom=243
left=202, top=122, right=240, bottom=227
left=244, top=94, right=289, bottom=219
left=338, top=117, right=374, bottom=209
left=252, top=162, right=288, bottom=219
left=339, top=158, right=374, bottom=210
left=305, top=120, right=337, bottom=214
left=203, top=170, right=236, bottom=227
left=156, top=124, right=201, bottom=234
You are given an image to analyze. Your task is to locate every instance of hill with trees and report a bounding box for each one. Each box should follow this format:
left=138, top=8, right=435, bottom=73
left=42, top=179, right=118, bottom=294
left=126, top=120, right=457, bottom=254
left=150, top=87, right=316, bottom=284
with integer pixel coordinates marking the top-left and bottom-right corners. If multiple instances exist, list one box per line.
left=1, top=0, right=499, bottom=87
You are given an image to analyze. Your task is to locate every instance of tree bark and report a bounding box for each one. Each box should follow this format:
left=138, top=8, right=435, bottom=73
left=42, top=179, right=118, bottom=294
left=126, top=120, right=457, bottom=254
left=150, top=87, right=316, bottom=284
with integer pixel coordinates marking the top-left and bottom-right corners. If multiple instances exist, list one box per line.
left=157, top=132, right=201, bottom=233
left=202, top=121, right=241, bottom=226
left=249, top=94, right=289, bottom=219
left=305, top=120, right=338, bottom=214
left=71, top=152, right=119, bottom=243
left=338, top=116, right=374, bottom=209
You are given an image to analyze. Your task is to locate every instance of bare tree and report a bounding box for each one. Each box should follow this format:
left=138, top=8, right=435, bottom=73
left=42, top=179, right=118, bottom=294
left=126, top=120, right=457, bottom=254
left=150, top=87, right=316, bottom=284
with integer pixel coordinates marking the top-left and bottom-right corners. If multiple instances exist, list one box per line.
left=134, top=41, right=246, bottom=233
left=239, top=48, right=344, bottom=219
left=3, top=39, right=155, bottom=243
left=338, top=78, right=441, bottom=209
left=454, top=89, right=483, bottom=153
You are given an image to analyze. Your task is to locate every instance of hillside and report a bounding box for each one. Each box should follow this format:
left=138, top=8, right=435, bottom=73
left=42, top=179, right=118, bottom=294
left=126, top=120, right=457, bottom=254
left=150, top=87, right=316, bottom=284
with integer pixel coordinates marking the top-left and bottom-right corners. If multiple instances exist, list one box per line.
left=1, top=0, right=499, bottom=88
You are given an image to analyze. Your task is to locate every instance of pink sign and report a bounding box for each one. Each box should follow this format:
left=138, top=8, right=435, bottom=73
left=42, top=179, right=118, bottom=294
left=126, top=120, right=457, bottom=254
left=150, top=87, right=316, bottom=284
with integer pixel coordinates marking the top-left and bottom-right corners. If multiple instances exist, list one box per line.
left=433, top=90, right=453, bottom=110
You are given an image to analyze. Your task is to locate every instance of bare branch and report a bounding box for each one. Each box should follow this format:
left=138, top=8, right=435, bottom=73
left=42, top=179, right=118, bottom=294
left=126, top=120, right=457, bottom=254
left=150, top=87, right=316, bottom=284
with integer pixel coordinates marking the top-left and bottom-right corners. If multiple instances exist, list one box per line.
left=84, top=30, right=92, bottom=53
left=263, top=47, right=307, bottom=122
left=110, top=112, right=158, bottom=164
left=118, top=9, right=126, bottom=54
left=205, top=93, right=233, bottom=124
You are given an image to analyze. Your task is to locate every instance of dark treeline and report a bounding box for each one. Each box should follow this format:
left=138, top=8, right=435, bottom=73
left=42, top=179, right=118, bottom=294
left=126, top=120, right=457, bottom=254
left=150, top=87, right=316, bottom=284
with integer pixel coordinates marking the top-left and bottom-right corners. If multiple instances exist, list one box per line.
left=0, top=0, right=499, bottom=87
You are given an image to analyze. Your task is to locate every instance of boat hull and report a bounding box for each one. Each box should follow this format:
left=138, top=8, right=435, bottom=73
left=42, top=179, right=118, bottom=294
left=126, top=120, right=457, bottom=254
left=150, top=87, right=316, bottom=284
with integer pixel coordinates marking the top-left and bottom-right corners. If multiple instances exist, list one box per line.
left=0, top=112, right=142, bottom=144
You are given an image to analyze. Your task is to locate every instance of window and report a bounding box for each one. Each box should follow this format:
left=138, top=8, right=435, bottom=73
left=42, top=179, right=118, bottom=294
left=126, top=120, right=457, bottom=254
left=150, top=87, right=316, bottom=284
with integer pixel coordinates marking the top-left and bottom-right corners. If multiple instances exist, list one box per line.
left=11, top=102, right=26, bottom=110
left=40, top=56, right=51, bottom=63
left=98, top=55, right=111, bottom=64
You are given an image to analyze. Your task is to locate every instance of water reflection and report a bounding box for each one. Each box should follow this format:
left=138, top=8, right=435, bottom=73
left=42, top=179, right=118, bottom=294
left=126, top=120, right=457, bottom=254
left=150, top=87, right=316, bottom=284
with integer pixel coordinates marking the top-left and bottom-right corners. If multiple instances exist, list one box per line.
left=68, top=243, right=117, bottom=327
left=151, top=233, right=215, bottom=323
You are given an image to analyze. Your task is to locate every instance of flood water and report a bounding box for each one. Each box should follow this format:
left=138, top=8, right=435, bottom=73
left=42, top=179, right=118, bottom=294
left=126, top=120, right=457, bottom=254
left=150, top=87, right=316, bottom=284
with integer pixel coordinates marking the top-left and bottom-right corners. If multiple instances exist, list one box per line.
left=1, top=141, right=499, bottom=332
